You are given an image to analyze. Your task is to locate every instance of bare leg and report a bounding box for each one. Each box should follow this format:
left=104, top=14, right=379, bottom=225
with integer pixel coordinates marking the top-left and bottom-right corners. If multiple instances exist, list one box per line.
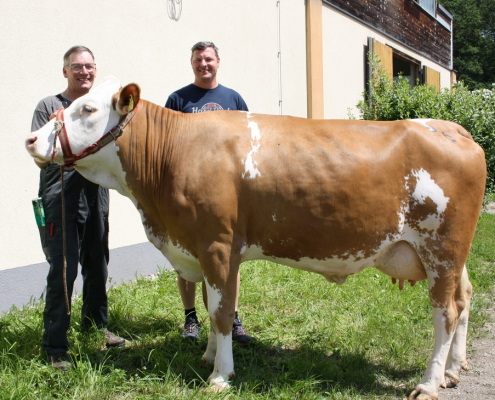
left=235, top=270, right=240, bottom=311
left=177, top=274, right=197, bottom=310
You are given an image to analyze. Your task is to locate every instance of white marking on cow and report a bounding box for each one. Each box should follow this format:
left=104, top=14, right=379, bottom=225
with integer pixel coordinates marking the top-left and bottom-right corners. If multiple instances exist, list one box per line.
left=395, top=169, right=451, bottom=279
left=412, top=168, right=449, bottom=215
left=400, top=169, right=449, bottom=232
left=417, top=306, right=455, bottom=392
left=240, top=244, right=247, bottom=255
left=164, top=241, right=203, bottom=282
left=203, top=326, right=217, bottom=364
left=241, top=114, right=261, bottom=179
left=408, top=118, right=436, bottom=132
left=205, top=277, right=223, bottom=319
left=207, top=332, right=234, bottom=389
left=80, top=143, right=131, bottom=196
left=240, top=244, right=375, bottom=279
left=272, top=213, right=277, bottom=221
left=135, top=211, right=203, bottom=282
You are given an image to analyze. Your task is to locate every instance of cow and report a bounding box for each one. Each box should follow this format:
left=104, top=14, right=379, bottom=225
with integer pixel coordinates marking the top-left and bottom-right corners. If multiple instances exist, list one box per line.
left=26, top=76, right=486, bottom=400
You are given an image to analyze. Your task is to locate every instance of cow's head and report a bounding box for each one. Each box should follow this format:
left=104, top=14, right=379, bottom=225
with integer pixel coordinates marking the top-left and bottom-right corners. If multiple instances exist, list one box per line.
left=26, top=77, right=140, bottom=171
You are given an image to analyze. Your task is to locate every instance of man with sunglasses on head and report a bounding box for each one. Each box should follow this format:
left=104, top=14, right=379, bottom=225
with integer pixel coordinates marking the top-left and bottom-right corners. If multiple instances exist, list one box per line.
left=31, top=45, right=125, bottom=372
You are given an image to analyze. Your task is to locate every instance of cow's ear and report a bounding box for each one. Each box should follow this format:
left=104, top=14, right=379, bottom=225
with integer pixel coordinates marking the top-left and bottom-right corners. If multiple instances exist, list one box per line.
left=115, top=83, right=141, bottom=115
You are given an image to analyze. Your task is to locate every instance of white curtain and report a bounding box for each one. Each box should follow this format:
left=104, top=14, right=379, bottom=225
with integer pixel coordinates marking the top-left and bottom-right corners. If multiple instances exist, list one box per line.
left=419, top=0, right=436, bottom=15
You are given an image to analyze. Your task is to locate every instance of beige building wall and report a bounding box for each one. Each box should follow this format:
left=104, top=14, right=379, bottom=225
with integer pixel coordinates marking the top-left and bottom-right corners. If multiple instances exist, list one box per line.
left=0, top=0, right=455, bottom=312
left=0, top=0, right=307, bottom=311
left=321, top=4, right=454, bottom=119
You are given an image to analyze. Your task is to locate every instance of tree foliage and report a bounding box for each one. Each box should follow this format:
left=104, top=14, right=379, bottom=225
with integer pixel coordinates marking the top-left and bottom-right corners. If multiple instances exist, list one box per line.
left=352, top=55, right=495, bottom=192
left=442, top=0, right=495, bottom=89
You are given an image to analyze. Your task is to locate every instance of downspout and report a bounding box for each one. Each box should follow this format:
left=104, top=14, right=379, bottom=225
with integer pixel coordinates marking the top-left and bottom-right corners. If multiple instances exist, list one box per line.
left=306, top=0, right=324, bottom=119
left=277, top=0, right=283, bottom=115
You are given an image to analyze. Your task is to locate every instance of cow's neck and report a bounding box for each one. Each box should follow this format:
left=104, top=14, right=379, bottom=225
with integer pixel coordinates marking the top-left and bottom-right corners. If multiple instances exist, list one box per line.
left=116, top=100, right=188, bottom=241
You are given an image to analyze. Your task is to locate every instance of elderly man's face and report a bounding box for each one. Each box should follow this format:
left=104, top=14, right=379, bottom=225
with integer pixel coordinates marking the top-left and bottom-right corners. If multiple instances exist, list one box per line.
left=63, top=51, right=97, bottom=95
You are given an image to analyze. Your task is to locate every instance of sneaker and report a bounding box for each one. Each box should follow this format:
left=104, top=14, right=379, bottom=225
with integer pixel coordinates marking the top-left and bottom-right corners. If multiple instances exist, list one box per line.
left=232, top=318, right=253, bottom=346
left=102, top=329, right=126, bottom=348
left=49, top=352, right=72, bottom=371
left=181, top=319, right=200, bottom=340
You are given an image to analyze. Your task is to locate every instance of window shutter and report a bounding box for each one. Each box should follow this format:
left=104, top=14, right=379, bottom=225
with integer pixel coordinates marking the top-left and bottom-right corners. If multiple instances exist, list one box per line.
left=450, top=70, right=457, bottom=89
left=368, top=38, right=393, bottom=82
left=423, top=66, right=440, bottom=91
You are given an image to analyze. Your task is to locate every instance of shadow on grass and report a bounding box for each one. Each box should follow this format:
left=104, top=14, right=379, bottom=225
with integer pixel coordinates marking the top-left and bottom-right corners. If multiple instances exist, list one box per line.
left=74, top=316, right=422, bottom=398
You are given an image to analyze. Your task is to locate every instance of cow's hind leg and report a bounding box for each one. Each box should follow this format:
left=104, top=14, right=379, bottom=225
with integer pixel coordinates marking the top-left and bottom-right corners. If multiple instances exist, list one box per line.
left=198, top=241, right=239, bottom=391
left=408, top=269, right=465, bottom=400
left=441, top=265, right=472, bottom=388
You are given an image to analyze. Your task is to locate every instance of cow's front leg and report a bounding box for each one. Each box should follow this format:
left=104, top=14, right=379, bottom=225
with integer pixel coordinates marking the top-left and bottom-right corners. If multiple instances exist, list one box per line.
left=201, top=281, right=217, bottom=364
left=203, top=319, right=235, bottom=390
left=202, top=325, right=219, bottom=366
left=199, top=242, right=239, bottom=390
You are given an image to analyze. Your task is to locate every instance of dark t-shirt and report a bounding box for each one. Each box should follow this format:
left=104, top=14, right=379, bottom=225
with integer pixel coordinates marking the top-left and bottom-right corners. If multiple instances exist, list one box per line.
left=31, top=94, right=71, bottom=132
left=165, top=83, right=248, bottom=113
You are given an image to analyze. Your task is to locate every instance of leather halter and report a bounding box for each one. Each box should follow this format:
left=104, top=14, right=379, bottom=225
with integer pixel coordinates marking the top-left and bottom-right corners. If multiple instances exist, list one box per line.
left=52, top=102, right=139, bottom=167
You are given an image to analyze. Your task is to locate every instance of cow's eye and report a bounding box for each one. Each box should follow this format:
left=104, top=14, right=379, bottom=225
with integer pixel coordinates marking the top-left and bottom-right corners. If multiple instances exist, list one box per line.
left=83, top=105, right=95, bottom=113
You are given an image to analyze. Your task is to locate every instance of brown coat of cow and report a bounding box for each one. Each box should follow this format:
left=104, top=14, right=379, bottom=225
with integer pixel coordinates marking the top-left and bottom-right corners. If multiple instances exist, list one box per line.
left=26, top=78, right=486, bottom=399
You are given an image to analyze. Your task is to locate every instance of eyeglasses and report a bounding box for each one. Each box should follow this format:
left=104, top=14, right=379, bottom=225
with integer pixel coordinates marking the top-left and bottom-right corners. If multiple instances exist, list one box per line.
left=65, top=63, right=96, bottom=72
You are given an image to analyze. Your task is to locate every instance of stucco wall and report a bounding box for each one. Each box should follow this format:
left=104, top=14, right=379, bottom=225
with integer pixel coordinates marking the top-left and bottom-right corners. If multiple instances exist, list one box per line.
left=0, top=0, right=454, bottom=313
left=0, top=0, right=307, bottom=312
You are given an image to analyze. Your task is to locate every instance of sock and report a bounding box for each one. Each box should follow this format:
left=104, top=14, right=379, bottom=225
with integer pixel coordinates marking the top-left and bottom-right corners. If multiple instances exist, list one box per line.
left=185, top=307, right=198, bottom=322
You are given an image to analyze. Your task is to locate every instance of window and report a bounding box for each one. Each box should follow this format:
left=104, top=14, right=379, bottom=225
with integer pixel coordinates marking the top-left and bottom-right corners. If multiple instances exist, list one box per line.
left=393, top=53, right=420, bottom=87
left=367, top=38, right=441, bottom=91
left=414, top=0, right=436, bottom=16
left=368, top=38, right=420, bottom=88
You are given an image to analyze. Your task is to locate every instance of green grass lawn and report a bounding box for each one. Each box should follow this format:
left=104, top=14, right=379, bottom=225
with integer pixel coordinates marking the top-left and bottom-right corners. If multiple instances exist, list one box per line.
left=1, top=211, right=494, bottom=400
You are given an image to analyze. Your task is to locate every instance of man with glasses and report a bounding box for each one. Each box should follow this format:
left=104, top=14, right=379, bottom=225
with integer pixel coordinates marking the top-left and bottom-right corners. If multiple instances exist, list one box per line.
left=31, top=45, right=125, bottom=371
left=165, top=41, right=253, bottom=346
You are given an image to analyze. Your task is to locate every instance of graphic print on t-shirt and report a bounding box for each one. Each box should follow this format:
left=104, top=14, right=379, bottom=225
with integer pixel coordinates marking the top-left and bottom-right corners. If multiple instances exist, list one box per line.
left=192, top=102, right=224, bottom=113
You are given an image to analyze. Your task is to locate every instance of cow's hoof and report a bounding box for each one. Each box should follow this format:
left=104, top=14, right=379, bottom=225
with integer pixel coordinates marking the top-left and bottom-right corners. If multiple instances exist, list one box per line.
left=461, top=361, right=469, bottom=371
left=408, top=388, right=438, bottom=400
left=440, top=374, right=460, bottom=388
left=206, top=372, right=235, bottom=392
left=206, top=382, right=229, bottom=393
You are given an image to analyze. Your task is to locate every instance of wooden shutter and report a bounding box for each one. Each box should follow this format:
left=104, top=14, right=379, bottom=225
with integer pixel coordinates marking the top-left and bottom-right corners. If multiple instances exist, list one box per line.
left=369, top=37, right=393, bottom=82
left=450, top=70, right=457, bottom=89
left=423, top=66, right=440, bottom=91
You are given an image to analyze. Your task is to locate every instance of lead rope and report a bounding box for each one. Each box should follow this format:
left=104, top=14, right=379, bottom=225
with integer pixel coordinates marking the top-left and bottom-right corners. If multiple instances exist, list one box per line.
left=60, top=165, right=71, bottom=316
left=54, top=113, right=70, bottom=315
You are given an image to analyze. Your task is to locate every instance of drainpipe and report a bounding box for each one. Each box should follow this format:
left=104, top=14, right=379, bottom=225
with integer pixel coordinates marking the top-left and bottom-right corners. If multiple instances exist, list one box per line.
left=306, top=0, right=324, bottom=119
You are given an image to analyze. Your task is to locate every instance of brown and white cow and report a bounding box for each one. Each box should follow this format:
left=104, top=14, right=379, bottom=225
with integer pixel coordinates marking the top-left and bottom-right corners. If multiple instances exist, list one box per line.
left=26, top=77, right=486, bottom=400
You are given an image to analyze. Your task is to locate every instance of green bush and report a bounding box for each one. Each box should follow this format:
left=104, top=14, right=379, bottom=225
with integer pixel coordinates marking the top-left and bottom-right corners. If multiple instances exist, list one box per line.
left=351, top=54, right=495, bottom=192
